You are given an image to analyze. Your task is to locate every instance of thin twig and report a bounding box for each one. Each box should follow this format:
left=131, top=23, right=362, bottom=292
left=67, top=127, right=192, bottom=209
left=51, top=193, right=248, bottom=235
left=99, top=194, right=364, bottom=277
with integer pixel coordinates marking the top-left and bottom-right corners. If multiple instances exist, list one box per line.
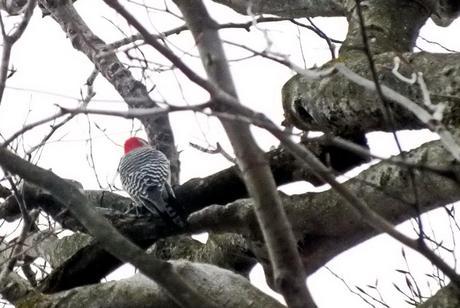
left=168, top=0, right=316, bottom=307
left=1, top=102, right=211, bottom=149
left=0, top=173, right=37, bottom=285
left=354, top=0, right=426, bottom=247
left=189, top=142, right=236, bottom=164
left=0, top=0, right=36, bottom=104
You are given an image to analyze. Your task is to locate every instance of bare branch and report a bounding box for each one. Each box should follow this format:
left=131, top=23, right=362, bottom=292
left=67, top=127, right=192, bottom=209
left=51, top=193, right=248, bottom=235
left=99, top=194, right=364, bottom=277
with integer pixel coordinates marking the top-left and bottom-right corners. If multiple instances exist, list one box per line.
left=0, top=0, right=36, bottom=104
left=418, top=283, right=460, bottom=308
left=23, top=261, right=285, bottom=308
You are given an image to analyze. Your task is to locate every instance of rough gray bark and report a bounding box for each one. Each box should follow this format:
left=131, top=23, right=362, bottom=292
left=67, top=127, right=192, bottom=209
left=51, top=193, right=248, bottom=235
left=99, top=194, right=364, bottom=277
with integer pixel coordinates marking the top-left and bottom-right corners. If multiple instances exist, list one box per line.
left=189, top=139, right=460, bottom=278
left=417, top=284, right=460, bottom=308
left=11, top=261, right=285, bottom=308
left=211, top=0, right=460, bottom=26
left=282, top=52, right=460, bottom=136
left=212, top=0, right=346, bottom=17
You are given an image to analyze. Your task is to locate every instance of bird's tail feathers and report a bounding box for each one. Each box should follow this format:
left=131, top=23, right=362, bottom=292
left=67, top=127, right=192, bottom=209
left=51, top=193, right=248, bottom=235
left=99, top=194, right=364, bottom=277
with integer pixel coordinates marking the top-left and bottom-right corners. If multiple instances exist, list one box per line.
left=139, top=194, right=185, bottom=228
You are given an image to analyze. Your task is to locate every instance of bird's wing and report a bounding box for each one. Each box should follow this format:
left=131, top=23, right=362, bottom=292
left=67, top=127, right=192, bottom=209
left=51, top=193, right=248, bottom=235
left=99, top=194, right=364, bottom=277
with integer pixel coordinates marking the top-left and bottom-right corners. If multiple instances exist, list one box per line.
left=138, top=188, right=164, bottom=214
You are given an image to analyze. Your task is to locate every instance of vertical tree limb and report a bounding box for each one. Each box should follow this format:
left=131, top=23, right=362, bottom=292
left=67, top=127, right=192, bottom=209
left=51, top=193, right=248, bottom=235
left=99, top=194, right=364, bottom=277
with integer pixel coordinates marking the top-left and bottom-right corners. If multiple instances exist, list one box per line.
left=105, top=0, right=315, bottom=306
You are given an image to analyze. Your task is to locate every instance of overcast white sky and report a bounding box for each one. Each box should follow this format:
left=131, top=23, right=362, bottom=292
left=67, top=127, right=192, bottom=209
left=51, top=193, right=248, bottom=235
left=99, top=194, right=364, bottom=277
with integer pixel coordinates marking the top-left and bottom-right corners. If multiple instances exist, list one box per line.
left=0, top=1, right=459, bottom=307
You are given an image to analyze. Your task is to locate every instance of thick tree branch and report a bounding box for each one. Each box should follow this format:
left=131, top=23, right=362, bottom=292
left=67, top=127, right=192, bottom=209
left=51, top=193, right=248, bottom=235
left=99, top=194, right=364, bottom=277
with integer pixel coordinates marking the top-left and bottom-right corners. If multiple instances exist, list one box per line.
left=211, top=0, right=345, bottom=17
left=335, top=63, right=460, bottom=160
left=282, top=52, right=460, bottom=136
left=341, top=0, right=430, bottom=56
left=20, top=262, right=285, bottom=308
left=37, top=226, right=255, bottom=293
left=0, top=0, right=36, bottom=104
left=149, top=234, right=255, bottom=278
left=211, top=0, right=458, bottom=27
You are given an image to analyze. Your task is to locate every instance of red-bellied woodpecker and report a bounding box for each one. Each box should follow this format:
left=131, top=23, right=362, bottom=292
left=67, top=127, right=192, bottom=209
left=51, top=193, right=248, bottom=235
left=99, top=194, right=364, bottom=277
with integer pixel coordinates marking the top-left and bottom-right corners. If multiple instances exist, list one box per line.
left=118, top=137, right=185, bottom=227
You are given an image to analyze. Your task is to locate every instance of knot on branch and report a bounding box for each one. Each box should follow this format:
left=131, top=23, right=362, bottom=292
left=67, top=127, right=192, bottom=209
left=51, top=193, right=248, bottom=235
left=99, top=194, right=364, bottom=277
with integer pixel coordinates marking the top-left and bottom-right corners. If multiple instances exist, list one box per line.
left=432, top=0, right=460, bottom=26
left=188, top=199, right=257, bottom=234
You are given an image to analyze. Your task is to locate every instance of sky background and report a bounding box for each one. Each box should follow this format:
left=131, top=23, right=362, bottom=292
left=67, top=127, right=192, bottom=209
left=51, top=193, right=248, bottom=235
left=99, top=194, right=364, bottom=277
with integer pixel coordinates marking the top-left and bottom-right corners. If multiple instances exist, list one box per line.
left=0, top=1, right=459, bottom=307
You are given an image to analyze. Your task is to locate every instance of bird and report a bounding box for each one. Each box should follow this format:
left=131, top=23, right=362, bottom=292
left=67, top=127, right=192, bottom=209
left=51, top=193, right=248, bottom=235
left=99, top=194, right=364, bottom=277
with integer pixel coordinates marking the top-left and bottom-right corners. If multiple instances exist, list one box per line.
left=118, top=136, right=185, bottom=227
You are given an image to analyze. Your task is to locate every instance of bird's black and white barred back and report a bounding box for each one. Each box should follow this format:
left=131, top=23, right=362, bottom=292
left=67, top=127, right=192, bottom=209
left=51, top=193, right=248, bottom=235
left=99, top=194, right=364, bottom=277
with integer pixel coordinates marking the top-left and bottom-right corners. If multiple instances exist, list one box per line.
left=119, top=146, right=170, bottom=196
left=118, top=137, right=185, bottom=227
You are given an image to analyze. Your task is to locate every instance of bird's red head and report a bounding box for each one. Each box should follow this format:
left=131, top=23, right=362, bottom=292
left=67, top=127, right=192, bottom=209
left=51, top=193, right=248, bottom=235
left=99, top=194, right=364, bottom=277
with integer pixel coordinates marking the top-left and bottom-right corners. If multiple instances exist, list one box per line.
left=124, top=137, right=149, bottom=154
